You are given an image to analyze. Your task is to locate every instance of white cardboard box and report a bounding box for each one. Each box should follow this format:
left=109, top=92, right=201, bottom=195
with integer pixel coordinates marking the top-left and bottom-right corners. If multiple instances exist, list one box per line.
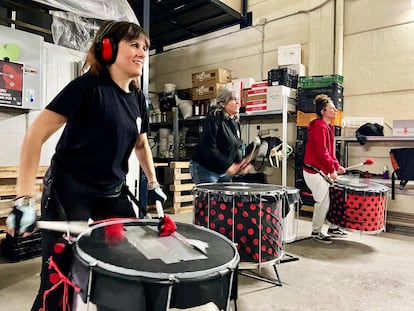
left=278, top=44, right=301, bottom=65
left=267, top=85, right=297, bottom=100
left=393, top=120, right=414, bottom=136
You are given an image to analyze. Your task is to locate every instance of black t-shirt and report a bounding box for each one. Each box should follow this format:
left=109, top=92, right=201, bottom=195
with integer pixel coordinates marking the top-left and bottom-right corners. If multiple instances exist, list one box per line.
left=46, top=71, right=148, bottom=191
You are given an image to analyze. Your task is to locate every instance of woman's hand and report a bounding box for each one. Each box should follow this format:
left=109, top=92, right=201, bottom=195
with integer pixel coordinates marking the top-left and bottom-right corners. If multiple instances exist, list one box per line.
left=328, top=170, right=338, bottom=181
left=337, top=165, right=346, bottom=174
left=226, top=161, right=251, bottom=176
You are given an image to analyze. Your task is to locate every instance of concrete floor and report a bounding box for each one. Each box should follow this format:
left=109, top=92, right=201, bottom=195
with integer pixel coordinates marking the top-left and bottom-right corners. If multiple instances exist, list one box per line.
left=1, top=212, right=414, bottom=311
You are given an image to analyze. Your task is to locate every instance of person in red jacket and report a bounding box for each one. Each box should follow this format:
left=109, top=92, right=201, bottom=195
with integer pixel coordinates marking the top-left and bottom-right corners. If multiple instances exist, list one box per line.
left=303, top=94, right=347, bottom=244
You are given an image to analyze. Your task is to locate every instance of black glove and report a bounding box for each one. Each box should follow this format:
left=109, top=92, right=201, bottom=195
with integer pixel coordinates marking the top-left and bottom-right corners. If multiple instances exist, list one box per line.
left=147, top=182, right=167, bottom=205
left=6, top=196, right=36, bottom=236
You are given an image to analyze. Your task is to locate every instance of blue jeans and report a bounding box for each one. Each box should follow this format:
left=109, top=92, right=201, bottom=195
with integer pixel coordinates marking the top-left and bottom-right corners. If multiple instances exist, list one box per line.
left=189, top=160, right=232, bottom=184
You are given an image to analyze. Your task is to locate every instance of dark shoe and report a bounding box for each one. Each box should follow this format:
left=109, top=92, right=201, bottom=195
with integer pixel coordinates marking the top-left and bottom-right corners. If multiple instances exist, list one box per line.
left=311, top=231, right=333, bottom=244
left=327, top=227, right=348, bottom=237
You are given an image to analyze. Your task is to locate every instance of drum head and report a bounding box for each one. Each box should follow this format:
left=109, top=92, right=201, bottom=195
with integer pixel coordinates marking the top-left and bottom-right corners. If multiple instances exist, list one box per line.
left=74, top=219, right=239, bottom=280
left=72, top=220, right=239, bottom=311
left=335, top=176, right=388, bottom=192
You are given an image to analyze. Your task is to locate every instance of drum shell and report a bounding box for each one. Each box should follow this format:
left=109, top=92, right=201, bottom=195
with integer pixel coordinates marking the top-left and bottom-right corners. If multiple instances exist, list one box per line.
left=194, top=183, right=285, bottom=263
left=328, top=180, right=388, bottom=233
left=70, top=220, right=238, bottom=311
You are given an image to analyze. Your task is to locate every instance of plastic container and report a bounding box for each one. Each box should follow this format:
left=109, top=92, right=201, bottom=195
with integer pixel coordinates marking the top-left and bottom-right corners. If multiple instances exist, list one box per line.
left=164, top=83, right=176, bottom=93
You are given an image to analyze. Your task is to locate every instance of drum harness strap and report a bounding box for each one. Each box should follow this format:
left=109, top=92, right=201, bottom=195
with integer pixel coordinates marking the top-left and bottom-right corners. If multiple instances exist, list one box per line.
left=303, top=163, right=334, bottom=185
left=41, top=187, right=80, bottom=311
left=41, top=253, right=81, bottom=311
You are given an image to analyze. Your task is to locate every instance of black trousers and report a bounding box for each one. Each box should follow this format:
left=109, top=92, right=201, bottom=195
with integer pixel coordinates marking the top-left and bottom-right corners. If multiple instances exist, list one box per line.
left=31, top=165, right=136, bottom=311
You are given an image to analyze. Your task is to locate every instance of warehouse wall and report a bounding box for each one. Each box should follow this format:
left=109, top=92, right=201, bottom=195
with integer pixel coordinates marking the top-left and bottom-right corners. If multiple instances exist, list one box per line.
left=149, top=0, right=414, bottom=210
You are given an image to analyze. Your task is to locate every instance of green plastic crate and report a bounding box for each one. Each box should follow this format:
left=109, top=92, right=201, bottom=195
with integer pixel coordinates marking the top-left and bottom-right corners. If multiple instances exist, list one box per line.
left=299, top=75, right=343, bottom=89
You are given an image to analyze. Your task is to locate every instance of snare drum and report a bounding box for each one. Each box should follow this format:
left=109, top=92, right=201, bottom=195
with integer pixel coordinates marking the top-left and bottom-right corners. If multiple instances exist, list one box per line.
left=328, top=176, right=389, bottom=233
left=193, top=182, right=285, bottom=264
left=70, top=219, right=239, bottom=311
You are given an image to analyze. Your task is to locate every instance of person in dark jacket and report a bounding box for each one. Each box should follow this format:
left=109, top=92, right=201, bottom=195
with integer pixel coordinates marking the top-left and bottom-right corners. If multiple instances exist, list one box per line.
left=190, top=87, right=250, bottom=184
left=303, top=94, right=347, bottom=244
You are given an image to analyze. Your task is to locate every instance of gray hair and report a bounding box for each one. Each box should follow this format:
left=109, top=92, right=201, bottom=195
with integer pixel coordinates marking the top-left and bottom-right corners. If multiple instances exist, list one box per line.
left=216, top=87, right=238, bottom=106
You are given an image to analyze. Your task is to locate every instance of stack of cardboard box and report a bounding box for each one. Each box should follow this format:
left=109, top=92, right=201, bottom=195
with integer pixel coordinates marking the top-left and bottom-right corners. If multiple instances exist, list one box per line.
left=244, top=82, right=297, bottom=113
left=191, top=68, right=232, bottom=101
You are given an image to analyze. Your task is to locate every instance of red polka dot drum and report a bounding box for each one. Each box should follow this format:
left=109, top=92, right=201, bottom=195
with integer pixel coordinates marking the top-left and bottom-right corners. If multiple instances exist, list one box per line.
left=193, top=183, right=285, bottom=263
left=328, top=177, right=389, bottom=233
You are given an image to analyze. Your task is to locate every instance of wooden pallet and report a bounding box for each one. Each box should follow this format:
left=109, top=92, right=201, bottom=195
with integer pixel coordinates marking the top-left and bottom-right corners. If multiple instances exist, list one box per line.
left=168, top=161, right=194, bottom=214
left=0, top=166, right=48, bottom=219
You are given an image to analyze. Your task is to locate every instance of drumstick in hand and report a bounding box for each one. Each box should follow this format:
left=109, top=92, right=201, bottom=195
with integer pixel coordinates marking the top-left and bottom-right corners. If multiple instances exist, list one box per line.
left=36, top=220, right=90, bottom=235
left=238, top=137, right=261, bottom=172
left=345, top=158, right=374, bottom=170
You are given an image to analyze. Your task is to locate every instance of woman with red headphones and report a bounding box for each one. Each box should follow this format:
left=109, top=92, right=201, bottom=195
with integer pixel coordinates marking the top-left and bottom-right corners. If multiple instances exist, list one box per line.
left=6, top=20, right=166, bottom=310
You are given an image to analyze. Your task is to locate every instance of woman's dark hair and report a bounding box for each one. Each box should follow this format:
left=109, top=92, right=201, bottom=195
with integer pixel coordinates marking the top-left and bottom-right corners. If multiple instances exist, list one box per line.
left=314, top=94, right=332, bottom=118
left=82, top=20, right=150, bottom=77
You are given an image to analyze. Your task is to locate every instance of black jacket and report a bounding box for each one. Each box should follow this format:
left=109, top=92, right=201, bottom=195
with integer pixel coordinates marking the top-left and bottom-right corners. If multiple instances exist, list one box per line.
left=191, top=107, right=242, bottom=174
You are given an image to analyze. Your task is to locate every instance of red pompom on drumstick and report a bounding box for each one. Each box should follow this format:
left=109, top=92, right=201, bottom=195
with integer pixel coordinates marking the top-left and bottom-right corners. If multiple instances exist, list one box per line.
left=156, top=201, right=177, bottom=237
left=104, top=222, right=125, bottom=246
left=345, top=158, right=374, bottom=170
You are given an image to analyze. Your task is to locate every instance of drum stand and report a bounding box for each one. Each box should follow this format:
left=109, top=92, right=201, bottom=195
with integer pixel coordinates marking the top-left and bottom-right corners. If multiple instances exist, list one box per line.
left=238, top=260, right=282, bottom=286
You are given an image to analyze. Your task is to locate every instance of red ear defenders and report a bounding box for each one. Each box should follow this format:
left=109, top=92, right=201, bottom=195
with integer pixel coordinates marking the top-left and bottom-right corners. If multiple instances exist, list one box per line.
left=95, top=21, right=118, bottom=65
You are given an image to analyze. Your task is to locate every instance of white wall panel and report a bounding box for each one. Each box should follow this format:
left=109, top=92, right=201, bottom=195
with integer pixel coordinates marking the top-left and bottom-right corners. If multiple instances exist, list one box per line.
left=344, top=23, right=414, bottom=96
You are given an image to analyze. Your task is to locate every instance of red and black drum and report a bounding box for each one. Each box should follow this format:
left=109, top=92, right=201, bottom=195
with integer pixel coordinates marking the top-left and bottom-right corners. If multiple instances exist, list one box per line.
left=193, top=182, right=285, bottom=265
left=70, top=219, right=239, bottom=311
left=328, top=176, right=389, bottom=233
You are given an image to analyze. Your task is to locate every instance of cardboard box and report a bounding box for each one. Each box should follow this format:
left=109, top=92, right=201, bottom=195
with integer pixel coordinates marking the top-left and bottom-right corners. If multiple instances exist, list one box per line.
left=247, top=88, right=267, bottom=96
left=393, top=120, right=414, bottom=136
left=278, top=44, right=301, bottom=65
left=267, top=95, right=297, bottom=112
left=267, top=85, right=297, bottom=100
left=192, top=68, right=232, bottom=86
left=245, top=99, right=296, bottom=113
left=246, top=94, right=267, bottom=101
left=192, top=83, right=225, bottom=101
left=225, top=77, right=256, bottom=106
left=251, top=81, right=269, bottom=89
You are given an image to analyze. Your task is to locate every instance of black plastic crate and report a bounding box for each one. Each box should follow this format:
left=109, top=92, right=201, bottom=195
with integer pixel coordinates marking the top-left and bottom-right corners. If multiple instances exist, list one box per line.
left=295, top=140, right=306, bottom=159
left=268, top=68, right=298, bottom=89
left=297, top=83, right=344, bottom=112
left=297, top=126, right=340, bottom=143
left=1, top=230, right=42, bottom=262
left=297, top=127, right=308, bottom=142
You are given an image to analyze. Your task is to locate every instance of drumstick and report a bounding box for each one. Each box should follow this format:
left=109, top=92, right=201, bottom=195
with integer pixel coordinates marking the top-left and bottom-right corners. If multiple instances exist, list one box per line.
left=238, top=137, right=261, bottom=171
left=36, top=220, right=90, bottom=235
left=156, top=201, right=208, bottom=255
left=345, top=158, right=374, bottom=170
left=245, top=136, right=262, bottom=163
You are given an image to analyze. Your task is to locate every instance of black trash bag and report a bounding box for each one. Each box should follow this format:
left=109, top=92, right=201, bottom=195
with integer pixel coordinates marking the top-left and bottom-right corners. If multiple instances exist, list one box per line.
left=355, top=123, right=384, bottom=145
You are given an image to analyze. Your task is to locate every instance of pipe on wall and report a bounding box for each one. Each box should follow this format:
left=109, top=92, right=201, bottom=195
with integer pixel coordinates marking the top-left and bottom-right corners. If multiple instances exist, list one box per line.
left=334, top=0, right=344, bottom=75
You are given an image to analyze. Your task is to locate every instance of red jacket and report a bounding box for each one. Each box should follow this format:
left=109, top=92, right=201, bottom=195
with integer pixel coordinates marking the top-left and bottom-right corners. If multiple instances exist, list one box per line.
left=303, top=118, right=339, bottom=175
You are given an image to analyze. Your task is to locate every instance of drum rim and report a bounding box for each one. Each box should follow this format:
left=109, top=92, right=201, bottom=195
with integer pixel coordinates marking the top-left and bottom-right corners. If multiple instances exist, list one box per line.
left=334, top=178, right=389, bottom=193
left=74, top=219, right=240, bottom=281
left=193, top=182, right=286, bottom=196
